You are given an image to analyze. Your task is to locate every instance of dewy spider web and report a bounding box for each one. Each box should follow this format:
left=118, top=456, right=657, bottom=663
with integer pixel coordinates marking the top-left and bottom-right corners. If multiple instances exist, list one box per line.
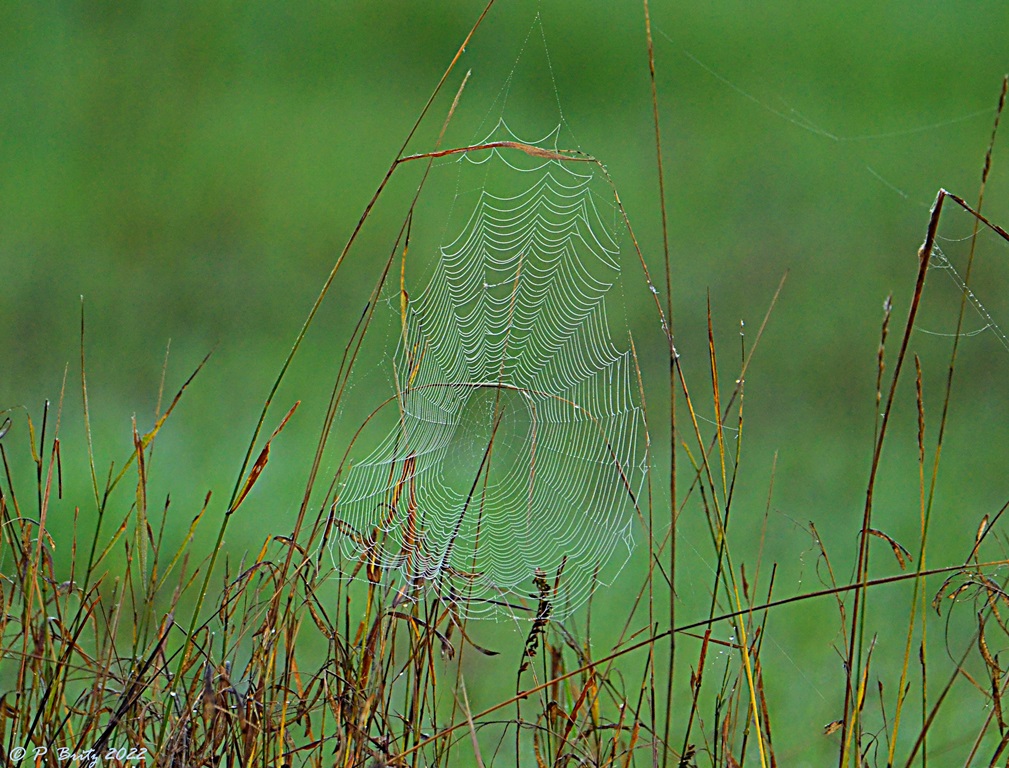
left=329, top=123, right=647, bottom=619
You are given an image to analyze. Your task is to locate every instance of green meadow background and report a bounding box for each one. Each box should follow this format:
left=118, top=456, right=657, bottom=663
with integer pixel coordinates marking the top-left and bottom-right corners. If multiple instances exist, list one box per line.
left=3, top=1, right=1009, bottom=761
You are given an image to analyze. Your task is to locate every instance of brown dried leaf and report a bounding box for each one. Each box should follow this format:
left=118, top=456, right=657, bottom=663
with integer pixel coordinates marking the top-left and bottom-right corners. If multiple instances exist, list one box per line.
left=823, top=720, right=843, bottom=736
left=978, top=612, right=1002, bottom=675
left=977, top=514, right=990, bottom=548
left=867, top=528, right=912, bottom=570
left=229, top=401, right=299, bottom=514
left=932, top=573, right=959, bottom=615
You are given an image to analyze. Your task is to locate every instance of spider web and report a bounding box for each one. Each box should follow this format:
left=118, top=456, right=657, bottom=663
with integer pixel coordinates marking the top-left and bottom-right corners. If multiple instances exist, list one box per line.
left=328, top=123, right=647, bottom=619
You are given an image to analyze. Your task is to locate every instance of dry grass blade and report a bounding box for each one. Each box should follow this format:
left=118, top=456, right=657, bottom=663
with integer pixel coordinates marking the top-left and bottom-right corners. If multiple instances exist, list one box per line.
left=229, top=401, right=299, bottom=515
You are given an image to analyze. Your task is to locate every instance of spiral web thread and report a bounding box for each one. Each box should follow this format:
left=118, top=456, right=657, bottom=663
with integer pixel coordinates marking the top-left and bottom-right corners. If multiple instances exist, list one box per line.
left=329, top=124, right=647, bottom=619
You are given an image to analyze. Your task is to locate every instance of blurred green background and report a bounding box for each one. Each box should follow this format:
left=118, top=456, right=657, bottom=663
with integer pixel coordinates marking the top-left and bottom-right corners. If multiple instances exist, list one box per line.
left=3, top=1, right=1009, bottom=761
